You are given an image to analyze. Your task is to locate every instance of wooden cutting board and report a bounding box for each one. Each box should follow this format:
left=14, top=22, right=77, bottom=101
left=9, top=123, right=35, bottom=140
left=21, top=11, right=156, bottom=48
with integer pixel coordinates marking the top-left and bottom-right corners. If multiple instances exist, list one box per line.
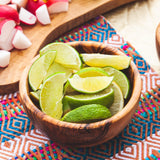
left=0, top=0, right=137, bottom=95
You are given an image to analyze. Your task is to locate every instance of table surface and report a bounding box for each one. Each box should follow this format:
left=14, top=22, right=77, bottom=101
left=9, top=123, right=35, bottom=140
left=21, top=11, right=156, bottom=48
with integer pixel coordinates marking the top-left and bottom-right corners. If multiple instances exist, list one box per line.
left=104, top=0, right=160, bottom=75
left=0, top=2, right=160, bottom=159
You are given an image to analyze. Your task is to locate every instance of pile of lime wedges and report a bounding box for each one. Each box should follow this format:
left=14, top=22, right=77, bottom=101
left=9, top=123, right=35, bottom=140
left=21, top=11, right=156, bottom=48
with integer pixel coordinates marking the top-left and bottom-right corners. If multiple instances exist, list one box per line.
left=28, top=42, right=131, bottom=123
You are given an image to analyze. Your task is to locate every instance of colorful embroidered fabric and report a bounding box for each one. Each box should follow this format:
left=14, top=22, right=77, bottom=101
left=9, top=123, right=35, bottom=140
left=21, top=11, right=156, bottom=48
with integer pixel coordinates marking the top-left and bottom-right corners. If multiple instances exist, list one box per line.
left=0, top=16, right=159, bottom=160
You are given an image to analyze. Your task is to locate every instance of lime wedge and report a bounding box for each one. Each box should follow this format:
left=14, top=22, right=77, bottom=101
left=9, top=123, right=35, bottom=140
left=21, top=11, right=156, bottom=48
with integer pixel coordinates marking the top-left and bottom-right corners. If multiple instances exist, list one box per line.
left=103, top=67, right=130, bottom=99
left=28, top=50, right=57, bottom=91
left=40, top=72, right=67, bottom=119
left=30, top=90, right=40, bottom=103
left=109, top=82, right=124, bottom=115
left=61, top=104, right=112, bottom=123
left=68, top=74, right=113, bottom=94
left=63, top=87, right=114, bottom=109
left=62, top=97, right=71, bottom=115
left=63, top=81, right=76, bottom=95
left=44, top=62, right=73, bottom=81
left=64, top=67, right=109, bottom=95
left=76, top=67, right=109, bottom=77
left=81, top=53, right=131, bottom=70
left=40, top=42, right=82, bottom=70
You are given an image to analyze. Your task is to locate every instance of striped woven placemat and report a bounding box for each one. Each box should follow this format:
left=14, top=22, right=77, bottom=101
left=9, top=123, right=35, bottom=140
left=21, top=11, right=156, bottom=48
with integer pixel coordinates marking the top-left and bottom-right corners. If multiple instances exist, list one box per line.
left=0, top=15, right=160, bottom=160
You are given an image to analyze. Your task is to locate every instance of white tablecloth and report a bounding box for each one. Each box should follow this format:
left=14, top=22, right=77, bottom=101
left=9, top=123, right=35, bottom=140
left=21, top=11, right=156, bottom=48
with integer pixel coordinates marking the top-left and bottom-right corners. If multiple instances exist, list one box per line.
left=104, top=0, right=160, bottom=74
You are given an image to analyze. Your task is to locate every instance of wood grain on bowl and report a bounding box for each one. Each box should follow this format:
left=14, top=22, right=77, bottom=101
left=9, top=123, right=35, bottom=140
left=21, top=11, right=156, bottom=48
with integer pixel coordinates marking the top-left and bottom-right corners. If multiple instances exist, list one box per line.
left=19, top=41, right=142, bottom=147
left=0, top=0, right=139, bottom=95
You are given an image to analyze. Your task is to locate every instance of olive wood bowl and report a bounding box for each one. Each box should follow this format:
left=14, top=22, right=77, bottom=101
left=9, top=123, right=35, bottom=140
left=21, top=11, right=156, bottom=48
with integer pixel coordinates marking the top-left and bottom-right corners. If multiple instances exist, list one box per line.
left=19, top=41, right=142, bottom=147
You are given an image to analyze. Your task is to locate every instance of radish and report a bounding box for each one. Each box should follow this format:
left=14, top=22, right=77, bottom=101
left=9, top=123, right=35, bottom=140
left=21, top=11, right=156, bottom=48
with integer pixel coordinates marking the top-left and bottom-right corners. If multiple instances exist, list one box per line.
left=35, top=4, right=51, bottom=25
left=46, top=0, right=69, bottom=14
left=26, top=0, right=45, bottom=15
left=0, top=50, right=11, bottom=68
left=0, top=28, right=16, bottom=51
left=11, top=0, right=28, bottom=8
left=19, top=7, right=37, bottom=25
left=12, top=30, right=32, bottom=49
left=0, top=19, right=16, bottom=43
left=15, top=25, right=23, bottom=32
left=0, top=0, right=11, bottom=5
left=0, top=5, right=20, bottom=24
left=7, top=4, right=18, bottom=10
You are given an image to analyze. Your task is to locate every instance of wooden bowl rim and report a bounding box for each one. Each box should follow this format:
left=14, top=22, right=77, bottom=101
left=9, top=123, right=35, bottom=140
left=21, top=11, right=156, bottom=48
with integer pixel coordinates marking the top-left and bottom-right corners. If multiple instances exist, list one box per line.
left=19, top=41, right=142, bottom=130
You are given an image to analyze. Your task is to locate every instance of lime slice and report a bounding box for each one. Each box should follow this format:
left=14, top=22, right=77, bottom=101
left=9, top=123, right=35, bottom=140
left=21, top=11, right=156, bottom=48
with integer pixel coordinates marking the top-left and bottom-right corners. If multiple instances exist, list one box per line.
left=103, top=67, right=130, bottom=99
left=62, top=97, right=71, bottom=115
left=63, top=81, right=76, bottom=95
left=68, top=74, right=113, bottom=94
left=64, top=67, right=109, bottom=95
left=28, top=50, right=57, bottom=91
left=81, top=53, right=131, bottom=70
left=40, top=42, right=82, bottom=70
left=76, top=67, right=109, bottom=77
left=61, top=104, right=112, bottom=123
left=63, top=87, right=114, bottom=109
left=40, top=72, right=67, bottom=119
left=109, top=82, right=124, bottom=115
left=44, top=62, right=73, bottom=81
left=30, top=90, right=40, bottom=103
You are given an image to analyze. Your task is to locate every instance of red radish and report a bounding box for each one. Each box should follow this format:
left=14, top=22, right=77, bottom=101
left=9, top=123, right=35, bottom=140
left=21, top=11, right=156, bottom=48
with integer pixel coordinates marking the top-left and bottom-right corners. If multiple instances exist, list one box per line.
left=0, top=5, right=20, bottom=24
left=7, top=4, right=18, bottom=10
left=19, top=7, right=37, bottom=25
left=0, top=0, right=11, bottom=5
left=0, top=28, right=16, bottom=51
left=11, top=0, right=28, bottom=8
left=26, top=0, right=45, bottom=15
left=35, top=4, right=51, bottom=25
left=46, top=0, right=69, bottom=14
left=15, top=25, right=23, bottom=32
left=12, top=30, right=32, bottom=49
left=0, top=50, right=11, bottom=68
left=0, top=19, right=16, bottom=43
